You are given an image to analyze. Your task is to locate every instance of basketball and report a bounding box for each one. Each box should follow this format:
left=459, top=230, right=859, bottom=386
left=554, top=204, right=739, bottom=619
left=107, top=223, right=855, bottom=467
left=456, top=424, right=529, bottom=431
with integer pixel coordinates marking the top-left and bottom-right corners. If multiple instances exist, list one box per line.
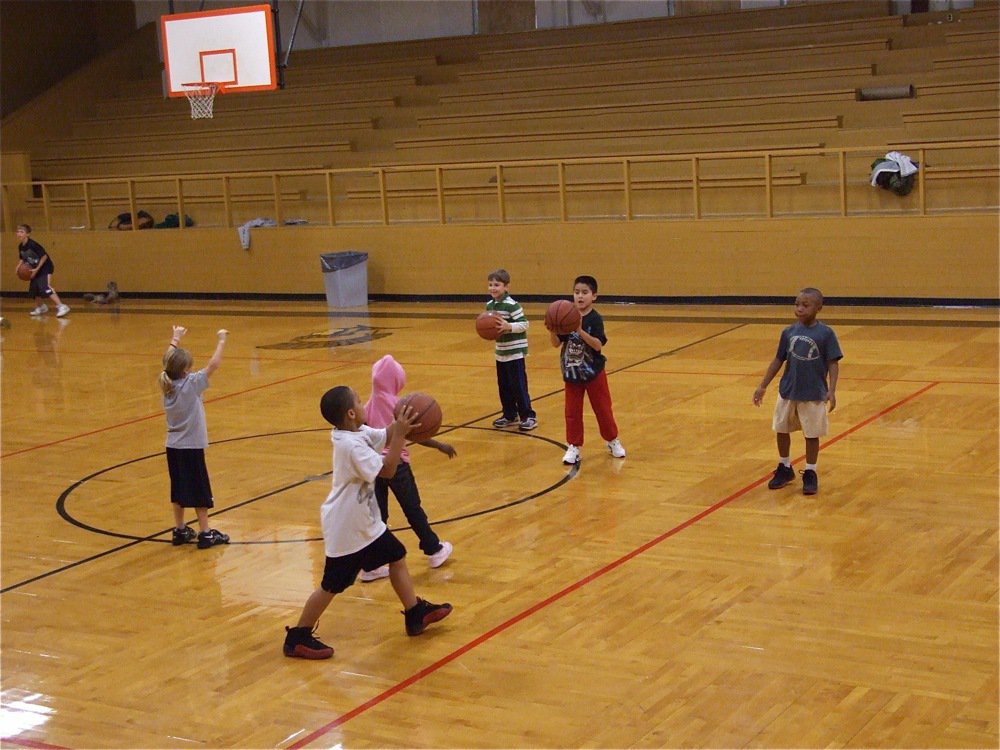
left=393, top=392, right=443, bottom=442
left=475, top=311, right=503, bottom=340
left=16, top=262, right=33, bottom=281
left=545, top=299, right=581, bottom=335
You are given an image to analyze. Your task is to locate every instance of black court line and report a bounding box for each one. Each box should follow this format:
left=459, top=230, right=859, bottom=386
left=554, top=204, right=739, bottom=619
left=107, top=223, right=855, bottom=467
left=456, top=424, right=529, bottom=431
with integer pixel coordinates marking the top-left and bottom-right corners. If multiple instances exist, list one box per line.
left=2, top=322, right=748, bottom=595
left=15, top=303, right=998, bottom=327
left=53, top=428, right=574, bottom=538
left=3, top=427, right=576, bottom=595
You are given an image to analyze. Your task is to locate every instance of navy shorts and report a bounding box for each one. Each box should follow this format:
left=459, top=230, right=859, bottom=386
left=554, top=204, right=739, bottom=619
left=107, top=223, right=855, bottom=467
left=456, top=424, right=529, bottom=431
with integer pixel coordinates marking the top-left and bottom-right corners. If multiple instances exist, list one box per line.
left=321, top=530, right=407, bottom=594
left=28, top=273, right=53, bottom=298
left=166, top=447, right=214, bottom=508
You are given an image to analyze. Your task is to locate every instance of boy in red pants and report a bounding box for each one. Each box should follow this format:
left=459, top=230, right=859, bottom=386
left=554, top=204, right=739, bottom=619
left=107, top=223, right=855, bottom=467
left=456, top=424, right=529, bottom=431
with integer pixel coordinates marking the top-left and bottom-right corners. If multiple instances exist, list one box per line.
left=547, top=275, right=625, bottom=465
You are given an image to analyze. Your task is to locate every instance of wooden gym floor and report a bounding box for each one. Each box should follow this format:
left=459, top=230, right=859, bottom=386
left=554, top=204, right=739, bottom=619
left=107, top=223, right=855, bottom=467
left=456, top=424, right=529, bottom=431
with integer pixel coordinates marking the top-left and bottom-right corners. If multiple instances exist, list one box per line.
left=1, top=298, right=997, bottom=749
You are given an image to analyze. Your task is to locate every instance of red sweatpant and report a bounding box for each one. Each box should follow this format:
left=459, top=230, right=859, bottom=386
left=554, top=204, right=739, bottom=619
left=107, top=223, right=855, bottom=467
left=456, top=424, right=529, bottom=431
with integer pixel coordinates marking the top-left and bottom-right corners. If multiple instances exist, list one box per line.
left=564, top=369, right=618, bottom=446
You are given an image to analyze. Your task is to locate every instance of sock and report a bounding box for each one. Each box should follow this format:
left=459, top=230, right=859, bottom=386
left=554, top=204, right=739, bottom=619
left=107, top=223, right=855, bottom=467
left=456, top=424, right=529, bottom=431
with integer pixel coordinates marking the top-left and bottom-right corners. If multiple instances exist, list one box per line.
left=779, top=457, right=791, bottom=467
left=805, top=463, right=817, bottom=471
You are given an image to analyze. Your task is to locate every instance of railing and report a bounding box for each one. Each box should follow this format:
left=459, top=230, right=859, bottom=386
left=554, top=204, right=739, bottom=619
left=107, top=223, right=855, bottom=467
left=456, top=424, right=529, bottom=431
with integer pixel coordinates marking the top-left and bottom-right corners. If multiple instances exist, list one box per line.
left=3, top=140, right=997, bottom=232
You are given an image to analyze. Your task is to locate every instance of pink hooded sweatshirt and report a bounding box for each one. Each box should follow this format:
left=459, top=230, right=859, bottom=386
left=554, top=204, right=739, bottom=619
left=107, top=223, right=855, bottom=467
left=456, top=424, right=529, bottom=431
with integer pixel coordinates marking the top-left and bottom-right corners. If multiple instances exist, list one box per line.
left=365, top=354, right=409, bottom=462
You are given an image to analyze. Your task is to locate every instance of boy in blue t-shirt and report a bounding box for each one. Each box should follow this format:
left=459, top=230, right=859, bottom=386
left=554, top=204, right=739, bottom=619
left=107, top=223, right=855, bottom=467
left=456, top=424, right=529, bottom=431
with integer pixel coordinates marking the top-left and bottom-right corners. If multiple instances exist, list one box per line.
left=753, top=287, right=843, bottom=495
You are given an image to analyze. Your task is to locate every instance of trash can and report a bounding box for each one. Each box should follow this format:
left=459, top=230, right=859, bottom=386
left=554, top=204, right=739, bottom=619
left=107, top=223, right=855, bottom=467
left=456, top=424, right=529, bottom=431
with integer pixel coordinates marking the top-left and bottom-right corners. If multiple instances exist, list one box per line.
left=320, top=251, right=368, bottom=307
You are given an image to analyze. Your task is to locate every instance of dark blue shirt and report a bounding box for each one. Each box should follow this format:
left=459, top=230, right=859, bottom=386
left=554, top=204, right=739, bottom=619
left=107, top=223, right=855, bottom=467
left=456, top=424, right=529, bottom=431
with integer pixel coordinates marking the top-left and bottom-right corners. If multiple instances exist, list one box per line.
left=19, top=238, right=53, bottom=274
left=775, top=321, right=843, bottom=401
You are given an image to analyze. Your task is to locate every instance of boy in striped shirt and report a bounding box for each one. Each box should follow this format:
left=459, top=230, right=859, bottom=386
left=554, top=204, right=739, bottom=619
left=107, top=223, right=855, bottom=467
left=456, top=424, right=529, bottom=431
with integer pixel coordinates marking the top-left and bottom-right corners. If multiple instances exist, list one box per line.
left=486, top=269, right=538, bottom=431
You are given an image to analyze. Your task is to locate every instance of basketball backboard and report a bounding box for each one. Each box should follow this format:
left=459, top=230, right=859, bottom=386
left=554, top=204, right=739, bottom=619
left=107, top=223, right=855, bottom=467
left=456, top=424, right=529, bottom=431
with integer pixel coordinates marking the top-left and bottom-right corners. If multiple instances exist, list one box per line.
left=160, top=4, right=277, bottom=96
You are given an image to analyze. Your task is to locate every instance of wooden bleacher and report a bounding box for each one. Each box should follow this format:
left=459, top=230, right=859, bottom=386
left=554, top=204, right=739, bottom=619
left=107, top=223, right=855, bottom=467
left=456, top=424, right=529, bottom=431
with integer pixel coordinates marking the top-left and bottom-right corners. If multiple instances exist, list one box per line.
left=472, top=12, right=902, bottom=67
left=903, top=107, right=1000, bottom=126
left=39, top=120, right=370, bottom=160
left=89, top=86, right=405, bottom=119
left=30, top=140, right=355, bottom=180
left=393, top=117, right=842, bottom=153
left=416, top=89, right=859, bottom=129
left=437, top=63, right=877, bottom=106
left=934, top=53, right=1000, bottom=73
left=457, top=39, right=891, bottom=84
left=3, top=0, right=998, bottom=228
left=71, top=101, right=389, bottom=139
left=286, top=0, right=897, bottom=68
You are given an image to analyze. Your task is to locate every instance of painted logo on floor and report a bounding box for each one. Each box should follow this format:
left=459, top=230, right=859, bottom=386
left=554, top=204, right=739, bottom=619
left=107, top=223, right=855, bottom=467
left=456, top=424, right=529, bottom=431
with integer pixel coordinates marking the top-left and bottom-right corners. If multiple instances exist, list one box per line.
left=257, top=325, right=393, bottom=350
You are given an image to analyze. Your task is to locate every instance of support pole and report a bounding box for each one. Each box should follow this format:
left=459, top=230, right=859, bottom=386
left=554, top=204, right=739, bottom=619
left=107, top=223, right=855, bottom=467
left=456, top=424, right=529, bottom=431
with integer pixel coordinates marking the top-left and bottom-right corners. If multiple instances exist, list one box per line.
left=271, top=0, right=285, bottom=90
left=283, top=0, right=306, bottom=73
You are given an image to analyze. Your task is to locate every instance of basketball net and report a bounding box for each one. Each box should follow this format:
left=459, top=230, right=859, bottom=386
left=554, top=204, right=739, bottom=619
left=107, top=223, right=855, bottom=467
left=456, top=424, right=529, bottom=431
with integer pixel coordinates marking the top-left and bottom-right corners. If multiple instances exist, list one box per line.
left=182, top=83, right=221, bottom=119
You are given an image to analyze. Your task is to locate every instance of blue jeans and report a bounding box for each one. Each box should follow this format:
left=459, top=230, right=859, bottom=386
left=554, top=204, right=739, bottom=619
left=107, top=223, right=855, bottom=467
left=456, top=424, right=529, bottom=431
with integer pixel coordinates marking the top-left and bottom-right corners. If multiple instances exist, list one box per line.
left=496, top=358, right=535, bottom=421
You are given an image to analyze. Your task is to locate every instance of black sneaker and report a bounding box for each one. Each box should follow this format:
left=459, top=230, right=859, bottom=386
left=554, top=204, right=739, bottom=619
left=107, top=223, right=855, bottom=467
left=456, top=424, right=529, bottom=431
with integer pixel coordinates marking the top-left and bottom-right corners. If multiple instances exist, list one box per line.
left=801, top=469, right=818, bottom=495
left=767, top=463, right=795, bottom=489
left=403, top=598, right=453, bottom=636
left=172, top=526, right=196, bottom=546
left=197, top=529, right=230, bottom=549
left=283, top=626, right=334, bottom=659
left=492, top=417, right=516, bottom=429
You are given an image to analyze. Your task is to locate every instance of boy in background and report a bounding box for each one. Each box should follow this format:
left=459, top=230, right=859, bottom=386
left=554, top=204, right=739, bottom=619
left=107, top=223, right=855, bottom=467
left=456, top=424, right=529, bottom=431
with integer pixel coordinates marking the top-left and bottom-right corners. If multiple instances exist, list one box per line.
left=486, top=269, right=537, bottom=431
left=548, top=275, right=625, bottom=465
left=753, top=287, right=842, bottom=495
left=16, top=224, right=70, bottom=318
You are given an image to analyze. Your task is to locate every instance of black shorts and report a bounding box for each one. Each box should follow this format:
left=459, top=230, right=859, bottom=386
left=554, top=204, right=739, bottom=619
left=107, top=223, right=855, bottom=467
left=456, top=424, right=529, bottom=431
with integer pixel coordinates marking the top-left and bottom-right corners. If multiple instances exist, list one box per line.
left=321, top=530, right=407, bottom=594
left=29, top=273, right=53, bottom=298
left=166, top=447, right=214, bottom=508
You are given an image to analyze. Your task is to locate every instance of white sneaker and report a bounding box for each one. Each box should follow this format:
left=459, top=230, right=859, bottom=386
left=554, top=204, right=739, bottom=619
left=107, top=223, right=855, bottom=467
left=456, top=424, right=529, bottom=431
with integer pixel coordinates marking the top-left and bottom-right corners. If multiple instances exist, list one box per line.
left=358, top=564, right=389, bottom=582
left=427, top=541, right=453, bottom=569
left=607, top=438, right=626, bottom=458
left=56, top=304, right=70, bottom=318
left=29, top=304, right=48, bottom=316
left=562, top=445, right=581, bottom=465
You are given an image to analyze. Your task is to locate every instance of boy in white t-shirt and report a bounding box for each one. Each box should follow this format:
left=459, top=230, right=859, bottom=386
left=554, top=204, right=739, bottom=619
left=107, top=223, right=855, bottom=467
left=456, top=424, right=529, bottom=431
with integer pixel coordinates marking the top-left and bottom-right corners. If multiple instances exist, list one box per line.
left=283, top=385, right=453, bottom=659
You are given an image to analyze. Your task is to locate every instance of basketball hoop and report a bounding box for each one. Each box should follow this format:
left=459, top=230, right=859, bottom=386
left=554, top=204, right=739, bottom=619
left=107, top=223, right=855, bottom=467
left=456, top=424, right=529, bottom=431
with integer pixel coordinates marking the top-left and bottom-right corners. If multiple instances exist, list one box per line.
left=182, top=82, right=223, bottom=119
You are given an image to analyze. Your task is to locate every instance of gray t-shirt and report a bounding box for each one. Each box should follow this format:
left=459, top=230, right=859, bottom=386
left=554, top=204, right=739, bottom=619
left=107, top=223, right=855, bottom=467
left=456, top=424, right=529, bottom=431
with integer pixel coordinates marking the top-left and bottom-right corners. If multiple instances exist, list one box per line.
left=164, top=370, right=210, bottom=448
left=776, top=321, right=843, bottom=402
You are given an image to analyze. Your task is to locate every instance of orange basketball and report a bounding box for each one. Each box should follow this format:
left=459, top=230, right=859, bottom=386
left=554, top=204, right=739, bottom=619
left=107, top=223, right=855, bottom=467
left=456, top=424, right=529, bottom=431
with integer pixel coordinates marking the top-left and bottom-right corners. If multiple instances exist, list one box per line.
left=16, top=262, right=33, bottom=281
left=475, top=311, right=503, bottom=340
left=393, top=392, right=443, bottom=442
left=544, top=299, right=581, bottom=335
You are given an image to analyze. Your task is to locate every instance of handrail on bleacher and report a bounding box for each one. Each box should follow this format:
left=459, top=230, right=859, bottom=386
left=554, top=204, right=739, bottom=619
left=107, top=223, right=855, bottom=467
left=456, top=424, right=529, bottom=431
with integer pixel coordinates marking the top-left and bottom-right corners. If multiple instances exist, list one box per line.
left=4, top=140, right=996, bottom=231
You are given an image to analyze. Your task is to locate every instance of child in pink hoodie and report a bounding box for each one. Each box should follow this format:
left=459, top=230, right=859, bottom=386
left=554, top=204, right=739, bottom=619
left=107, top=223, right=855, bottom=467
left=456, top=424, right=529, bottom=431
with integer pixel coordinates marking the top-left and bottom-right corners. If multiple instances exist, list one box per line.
left=361, top=354, right=456, bottom=580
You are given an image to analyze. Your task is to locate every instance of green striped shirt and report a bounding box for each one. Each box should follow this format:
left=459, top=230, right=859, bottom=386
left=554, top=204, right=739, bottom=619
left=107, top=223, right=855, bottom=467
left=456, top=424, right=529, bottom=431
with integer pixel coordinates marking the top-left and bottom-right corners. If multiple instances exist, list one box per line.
left=486, top=293, right=529, bottom=362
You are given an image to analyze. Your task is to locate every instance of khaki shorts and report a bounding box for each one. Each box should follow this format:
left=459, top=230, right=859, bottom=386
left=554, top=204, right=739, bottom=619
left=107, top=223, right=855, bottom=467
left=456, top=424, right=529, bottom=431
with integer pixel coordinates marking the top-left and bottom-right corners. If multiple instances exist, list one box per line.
left=772, top=396, right=828, bottom=438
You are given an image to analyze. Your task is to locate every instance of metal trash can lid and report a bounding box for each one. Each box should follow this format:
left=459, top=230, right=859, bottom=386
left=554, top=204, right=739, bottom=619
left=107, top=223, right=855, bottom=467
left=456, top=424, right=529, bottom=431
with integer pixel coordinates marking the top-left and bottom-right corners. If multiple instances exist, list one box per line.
left=320, top=251, right=368, bottom=272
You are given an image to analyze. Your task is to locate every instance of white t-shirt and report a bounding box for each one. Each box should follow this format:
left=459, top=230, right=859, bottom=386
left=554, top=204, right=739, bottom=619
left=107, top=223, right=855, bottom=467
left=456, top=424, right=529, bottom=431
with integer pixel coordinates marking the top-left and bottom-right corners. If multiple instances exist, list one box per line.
left=321, top=425, right=387, bottom=557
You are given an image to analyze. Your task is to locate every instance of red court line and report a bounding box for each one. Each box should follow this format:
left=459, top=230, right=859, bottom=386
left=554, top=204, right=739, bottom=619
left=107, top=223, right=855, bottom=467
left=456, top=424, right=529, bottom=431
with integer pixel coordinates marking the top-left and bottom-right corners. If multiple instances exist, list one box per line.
left=288, top=381, right=942, bottom=749
left=819, top=381, right=939, bottom=450
left=614, top=366, right=996, bottom=387
left=0, top=363, right=350, bottom=459
left=0, top=737, right=70, bottom=750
